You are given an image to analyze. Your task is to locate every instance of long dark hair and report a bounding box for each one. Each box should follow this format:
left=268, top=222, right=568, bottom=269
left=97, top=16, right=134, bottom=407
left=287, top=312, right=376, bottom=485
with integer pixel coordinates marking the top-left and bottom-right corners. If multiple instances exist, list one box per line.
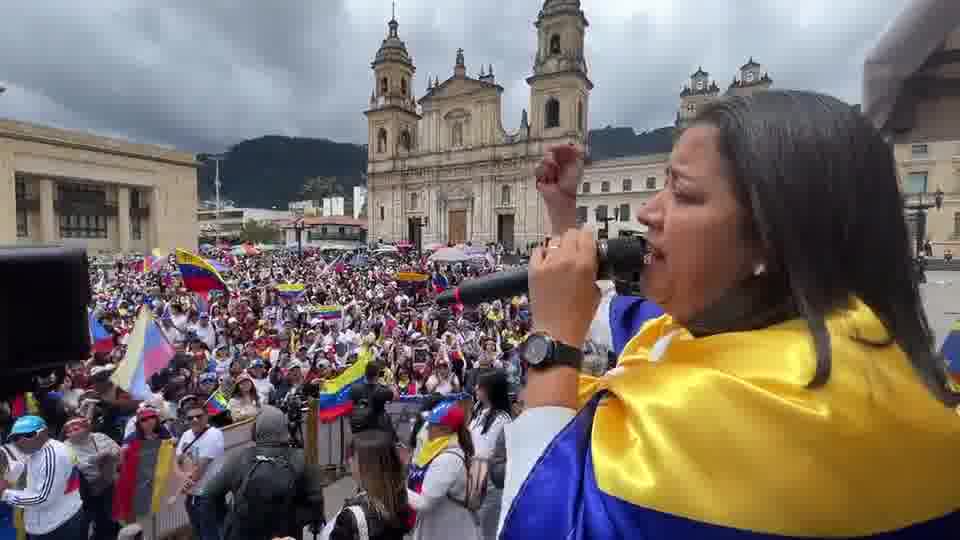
left=477, top=370, right=512, bottom=434
left=694, top=90, right=958, bottom=405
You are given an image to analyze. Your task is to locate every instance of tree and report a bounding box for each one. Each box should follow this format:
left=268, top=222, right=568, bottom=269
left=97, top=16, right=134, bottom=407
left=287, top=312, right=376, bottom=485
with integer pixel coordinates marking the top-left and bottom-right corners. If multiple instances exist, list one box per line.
left=241, top=219, right=282, bottom=244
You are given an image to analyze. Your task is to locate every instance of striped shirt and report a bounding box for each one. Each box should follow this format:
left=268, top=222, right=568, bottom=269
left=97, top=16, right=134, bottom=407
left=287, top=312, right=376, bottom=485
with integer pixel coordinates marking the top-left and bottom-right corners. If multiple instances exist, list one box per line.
left=1, top=439, right=83, bottom=535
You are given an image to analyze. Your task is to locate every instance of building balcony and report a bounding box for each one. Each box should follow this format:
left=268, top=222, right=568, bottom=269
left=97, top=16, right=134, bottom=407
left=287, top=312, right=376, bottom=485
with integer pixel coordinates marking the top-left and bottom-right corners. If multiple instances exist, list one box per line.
left=15, top=194, right=40, bottom=212
left=130, top=206, right=150, bottom=219
left=54, top=199, right=118, bottom=217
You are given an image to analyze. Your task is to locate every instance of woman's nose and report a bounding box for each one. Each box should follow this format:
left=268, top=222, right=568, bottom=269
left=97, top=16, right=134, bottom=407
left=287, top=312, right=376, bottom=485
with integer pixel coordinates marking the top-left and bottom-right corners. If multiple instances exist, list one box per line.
left=636, top=191, right=665, bottom=230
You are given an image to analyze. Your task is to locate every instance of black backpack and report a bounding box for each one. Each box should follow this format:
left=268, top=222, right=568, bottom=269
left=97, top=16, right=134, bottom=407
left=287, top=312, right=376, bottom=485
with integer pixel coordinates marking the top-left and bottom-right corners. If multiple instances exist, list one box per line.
left=231, top=454, right=298, bottom=532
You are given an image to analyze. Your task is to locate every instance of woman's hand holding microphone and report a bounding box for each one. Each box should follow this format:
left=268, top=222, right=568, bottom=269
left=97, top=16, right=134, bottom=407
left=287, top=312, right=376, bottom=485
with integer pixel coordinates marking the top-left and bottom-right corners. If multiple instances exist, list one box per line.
left=524, top=145, right=599, bottom=410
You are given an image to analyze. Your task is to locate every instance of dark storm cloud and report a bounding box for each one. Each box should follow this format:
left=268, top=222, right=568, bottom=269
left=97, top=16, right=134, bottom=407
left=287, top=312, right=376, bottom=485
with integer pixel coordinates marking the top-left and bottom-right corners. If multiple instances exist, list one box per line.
left=0, top=0, right=907, bottom=153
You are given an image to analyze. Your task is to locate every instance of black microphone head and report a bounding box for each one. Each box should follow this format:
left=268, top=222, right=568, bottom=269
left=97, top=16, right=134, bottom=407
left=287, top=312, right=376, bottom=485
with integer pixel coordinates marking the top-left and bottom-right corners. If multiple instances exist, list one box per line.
left=599, top=237, right=648, bottom=275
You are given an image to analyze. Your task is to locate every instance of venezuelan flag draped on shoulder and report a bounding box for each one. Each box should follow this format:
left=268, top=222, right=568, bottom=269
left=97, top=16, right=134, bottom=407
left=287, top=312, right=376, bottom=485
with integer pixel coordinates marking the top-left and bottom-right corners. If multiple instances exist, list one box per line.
left=501, top=299, right=960, bottom=539
left=175, top=248, right=228, bottom=297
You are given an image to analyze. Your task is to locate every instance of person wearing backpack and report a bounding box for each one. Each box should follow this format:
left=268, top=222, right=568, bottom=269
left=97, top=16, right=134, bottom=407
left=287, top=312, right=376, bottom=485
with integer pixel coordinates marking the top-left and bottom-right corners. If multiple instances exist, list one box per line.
left=467, top=371, right=513, bottom=540
left=406, top=401, right=481, bottom=540
left=204, top=405, right=326, bottom=540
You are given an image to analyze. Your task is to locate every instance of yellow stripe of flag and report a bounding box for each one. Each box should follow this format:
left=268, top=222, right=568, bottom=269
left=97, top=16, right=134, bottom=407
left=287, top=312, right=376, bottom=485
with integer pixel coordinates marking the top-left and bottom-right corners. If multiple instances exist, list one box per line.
left=149, top=440, right=175, bottom=514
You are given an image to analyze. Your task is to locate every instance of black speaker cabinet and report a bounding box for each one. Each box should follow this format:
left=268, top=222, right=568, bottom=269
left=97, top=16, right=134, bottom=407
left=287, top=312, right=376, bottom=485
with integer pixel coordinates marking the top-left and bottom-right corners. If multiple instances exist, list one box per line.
left=0, top=246, right=91, bottom=397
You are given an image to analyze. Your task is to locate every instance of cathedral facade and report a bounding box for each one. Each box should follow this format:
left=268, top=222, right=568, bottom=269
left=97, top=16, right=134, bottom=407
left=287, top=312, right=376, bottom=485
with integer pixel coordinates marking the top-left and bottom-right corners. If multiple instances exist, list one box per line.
left=364, top=0, right=592, bottom=251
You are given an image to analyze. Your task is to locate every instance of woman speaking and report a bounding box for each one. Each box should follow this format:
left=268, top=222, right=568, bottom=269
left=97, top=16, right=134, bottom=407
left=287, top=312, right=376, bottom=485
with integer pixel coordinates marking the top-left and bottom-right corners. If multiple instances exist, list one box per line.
left=500, top=91, right=960, bottom=539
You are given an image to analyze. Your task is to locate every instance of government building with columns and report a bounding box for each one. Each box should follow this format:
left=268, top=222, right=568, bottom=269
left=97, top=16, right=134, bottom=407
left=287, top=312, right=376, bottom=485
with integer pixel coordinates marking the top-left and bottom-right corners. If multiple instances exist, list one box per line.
left=1, top=118, right=199, bottom=254
left=364, top=0, right=591, bottom=251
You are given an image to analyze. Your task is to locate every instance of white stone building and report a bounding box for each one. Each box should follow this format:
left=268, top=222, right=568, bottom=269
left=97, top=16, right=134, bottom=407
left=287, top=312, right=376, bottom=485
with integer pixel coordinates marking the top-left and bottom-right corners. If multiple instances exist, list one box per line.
left=364, top=0, right=591, bottom=251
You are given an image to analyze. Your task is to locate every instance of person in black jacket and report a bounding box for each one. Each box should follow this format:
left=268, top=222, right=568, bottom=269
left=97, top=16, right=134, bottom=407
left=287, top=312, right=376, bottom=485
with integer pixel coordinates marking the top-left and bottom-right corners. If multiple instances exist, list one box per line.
left=348, top=362, right=396, bottom=438
left=204, top=405, right=325, bottom=540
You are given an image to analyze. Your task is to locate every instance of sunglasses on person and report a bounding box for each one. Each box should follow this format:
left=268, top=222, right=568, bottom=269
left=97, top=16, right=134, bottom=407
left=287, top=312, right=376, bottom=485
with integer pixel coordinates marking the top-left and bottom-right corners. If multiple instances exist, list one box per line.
left=10, top=430, right=41, bottom=443
left=186, top=413, right=206, bottom=421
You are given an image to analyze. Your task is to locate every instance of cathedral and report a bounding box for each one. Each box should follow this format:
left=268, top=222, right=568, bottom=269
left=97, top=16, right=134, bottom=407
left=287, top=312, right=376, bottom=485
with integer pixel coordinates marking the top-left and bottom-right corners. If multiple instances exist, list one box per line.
left=364, top=0, right=591, bottom=251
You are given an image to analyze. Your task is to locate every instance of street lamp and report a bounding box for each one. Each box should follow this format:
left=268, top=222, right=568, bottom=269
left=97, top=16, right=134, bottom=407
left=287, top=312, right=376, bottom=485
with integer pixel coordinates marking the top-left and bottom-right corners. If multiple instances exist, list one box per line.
left=412, top=216, right=428, bottom=254
left=904, top=185, right=944, bottom=259
left=199, top=153, right=227, bottom=242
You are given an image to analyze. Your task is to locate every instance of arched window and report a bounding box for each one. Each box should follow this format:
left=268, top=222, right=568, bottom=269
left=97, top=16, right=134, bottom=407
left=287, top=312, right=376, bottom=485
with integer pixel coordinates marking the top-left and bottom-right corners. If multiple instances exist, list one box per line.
left=550, top=34, right=561, bottom=55
left=581, top=182, right=591, bottom=194
left=400, top=130, right=412, bottom=151
left=377, top=128, right=387, bottom=153
left=577, top=100, right=584, bottom=132
left=601, top=181, right=610, bottom=193
left=501, top=185, right=511, bottom=206
left=452, top=122, right=464, bottom=147
left=545, top=97, right=560, bottom=129
left=401, top=78, right=408, bottom=96
left=380, top=77, right=389, bottom=95
left=622, top=178, right=632, bottom=192
left=410, top=192, right=419, bottom=210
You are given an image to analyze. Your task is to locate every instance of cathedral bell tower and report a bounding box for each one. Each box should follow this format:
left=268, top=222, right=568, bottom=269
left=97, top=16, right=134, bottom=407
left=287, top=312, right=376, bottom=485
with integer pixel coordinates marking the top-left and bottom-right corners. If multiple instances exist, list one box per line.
left=527, top=0, right=592, bottom=141
left=365, top=14, right=421, bottom=162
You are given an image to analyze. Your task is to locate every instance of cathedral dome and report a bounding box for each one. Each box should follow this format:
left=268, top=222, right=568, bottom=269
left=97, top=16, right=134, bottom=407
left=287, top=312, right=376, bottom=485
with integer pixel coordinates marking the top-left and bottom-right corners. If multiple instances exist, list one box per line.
left=540, top=0, right=582, bottom=18
left=372, top=18, right=414, bottom=69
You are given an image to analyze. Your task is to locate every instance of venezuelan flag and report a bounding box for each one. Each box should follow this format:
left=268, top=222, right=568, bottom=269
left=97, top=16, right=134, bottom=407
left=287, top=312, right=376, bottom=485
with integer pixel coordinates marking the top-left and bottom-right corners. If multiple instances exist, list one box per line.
left=277, top=283, right=306, bottom=300
left=205, top=389, right=229, bottom=416
left=111, top=307, right=175, bottom=400
left=89, top=310, right=114, bottom=354
left=112, top=439, right=176, bottom=523
left=316, top=354, right=371, bottom=423
left=315, top=305, right=341, bottom=321
left=501, top=299, right=960, bottom=539
left=175, top=248, right=228, bottom=295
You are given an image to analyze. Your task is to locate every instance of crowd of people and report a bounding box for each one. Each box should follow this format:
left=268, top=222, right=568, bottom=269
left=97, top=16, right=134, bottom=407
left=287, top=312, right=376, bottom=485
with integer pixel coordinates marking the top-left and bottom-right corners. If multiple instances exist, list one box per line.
left=0, top=242, right=539, bottom=540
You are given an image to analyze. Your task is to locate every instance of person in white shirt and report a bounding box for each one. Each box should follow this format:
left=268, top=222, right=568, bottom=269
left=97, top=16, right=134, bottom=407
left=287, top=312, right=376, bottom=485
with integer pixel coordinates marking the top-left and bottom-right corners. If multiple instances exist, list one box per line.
left=425, top=360, right=460, bottom=395
left=175, top=405, right=225, bottom=540
left=0, top=416, right=87, bottom=539
left=248, top=359, right=275, bottom=405
left=467, top=371, right=513, bottom=540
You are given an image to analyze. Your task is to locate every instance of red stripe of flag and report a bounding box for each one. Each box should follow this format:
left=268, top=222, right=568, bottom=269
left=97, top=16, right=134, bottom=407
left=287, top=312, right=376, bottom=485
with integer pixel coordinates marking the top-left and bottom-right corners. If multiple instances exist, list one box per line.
left=113, top=440, right=142, bottom=523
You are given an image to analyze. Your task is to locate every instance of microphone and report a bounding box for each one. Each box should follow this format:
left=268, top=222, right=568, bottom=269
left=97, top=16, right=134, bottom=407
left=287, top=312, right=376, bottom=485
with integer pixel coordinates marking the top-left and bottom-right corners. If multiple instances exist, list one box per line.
left=435, top=237, right=648, bottom=306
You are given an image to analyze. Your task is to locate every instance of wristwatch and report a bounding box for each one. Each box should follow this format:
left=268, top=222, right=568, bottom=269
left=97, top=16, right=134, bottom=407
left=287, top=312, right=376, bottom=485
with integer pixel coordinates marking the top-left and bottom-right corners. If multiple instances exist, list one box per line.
left=519, top=331, right=583, bottom=371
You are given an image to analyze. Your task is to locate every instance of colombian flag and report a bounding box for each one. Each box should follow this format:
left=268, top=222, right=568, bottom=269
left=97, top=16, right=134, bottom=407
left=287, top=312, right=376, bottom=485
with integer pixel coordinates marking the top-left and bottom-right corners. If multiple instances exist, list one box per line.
left=501, top=299, right=960, bottom=539
left=175, top=248, right=228, bottom=296
left=111, top=307, right=175, bottom=400
left=112, top=439, right=176, bottom=523
left=316, top=353, right=371, bottom=422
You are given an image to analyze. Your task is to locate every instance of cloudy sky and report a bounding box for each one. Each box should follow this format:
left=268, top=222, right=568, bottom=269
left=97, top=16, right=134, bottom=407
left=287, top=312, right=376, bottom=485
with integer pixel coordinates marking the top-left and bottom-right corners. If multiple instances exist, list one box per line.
left=0, top=0, right=907, bottom=154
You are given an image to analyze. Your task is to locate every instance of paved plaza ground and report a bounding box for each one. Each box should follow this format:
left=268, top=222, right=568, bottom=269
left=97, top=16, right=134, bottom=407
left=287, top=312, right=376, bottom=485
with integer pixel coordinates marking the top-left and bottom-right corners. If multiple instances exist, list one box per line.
left=316, top=271, right=960, bottom=527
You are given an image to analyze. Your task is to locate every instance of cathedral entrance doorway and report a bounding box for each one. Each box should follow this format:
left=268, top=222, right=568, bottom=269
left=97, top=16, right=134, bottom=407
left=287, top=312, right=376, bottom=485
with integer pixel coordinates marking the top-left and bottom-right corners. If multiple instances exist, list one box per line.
left=448, top=210, right=467, bottom=245
left=497, top=214, right=515, bottom=251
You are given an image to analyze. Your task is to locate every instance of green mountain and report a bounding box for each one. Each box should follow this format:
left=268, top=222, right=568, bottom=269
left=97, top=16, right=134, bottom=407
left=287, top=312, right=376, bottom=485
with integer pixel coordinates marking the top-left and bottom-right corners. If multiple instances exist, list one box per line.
left=586, top=125, right=675, bottom=160
left=199, top=127, right=673, bottom=208
left=197, top=135, right=367, bottom=208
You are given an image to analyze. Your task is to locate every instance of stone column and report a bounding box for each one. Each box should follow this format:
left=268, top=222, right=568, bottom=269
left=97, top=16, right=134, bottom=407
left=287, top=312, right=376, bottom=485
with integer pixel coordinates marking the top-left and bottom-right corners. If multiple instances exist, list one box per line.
left=149, top=187, right=162, bottom=252
left=116, top=186, right=130, bottom=253
left=37, top=178, right=56, bottom=244
left=0, top=145, right=16, bottom=244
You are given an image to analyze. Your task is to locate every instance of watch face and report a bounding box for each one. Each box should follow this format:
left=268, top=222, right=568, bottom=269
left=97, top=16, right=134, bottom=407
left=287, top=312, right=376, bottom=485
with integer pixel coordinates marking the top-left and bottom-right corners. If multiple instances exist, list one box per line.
left=524, top=335, right=550, bottom=366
